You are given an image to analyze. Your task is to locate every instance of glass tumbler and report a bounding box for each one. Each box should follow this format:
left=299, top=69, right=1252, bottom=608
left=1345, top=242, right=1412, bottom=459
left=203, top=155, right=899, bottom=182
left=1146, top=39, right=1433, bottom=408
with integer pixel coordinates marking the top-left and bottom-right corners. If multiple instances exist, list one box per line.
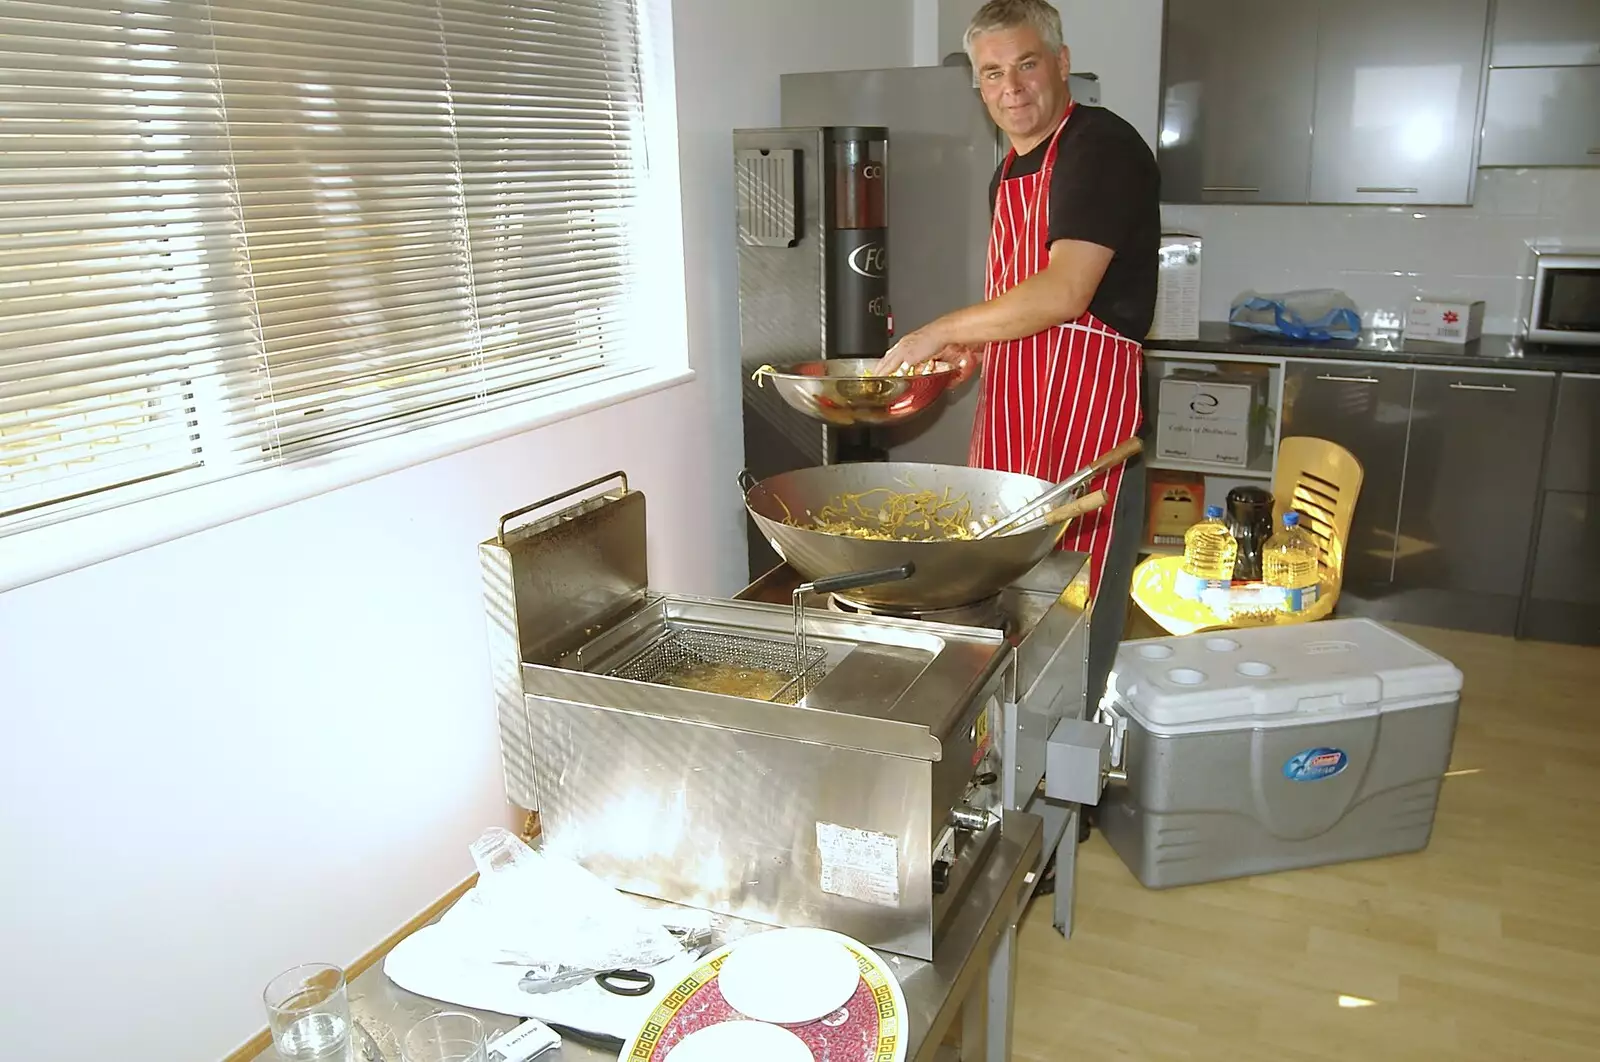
left=401, top=1011, right=488, bottom=1062
left=262, top=963, right=352, bottom=1062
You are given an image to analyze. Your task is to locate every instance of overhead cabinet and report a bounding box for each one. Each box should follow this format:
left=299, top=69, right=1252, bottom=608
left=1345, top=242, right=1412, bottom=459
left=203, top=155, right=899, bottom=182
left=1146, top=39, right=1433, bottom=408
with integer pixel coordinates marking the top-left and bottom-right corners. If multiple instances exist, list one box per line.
left=1488, top=0, right=1600, bottom=67
left=1480, top=66, right=1600, bottom=168
left=1479, top=0, right=1600, bottom=168
left=1157, top=0, right=1319, bottom=204
left=1159, top=0, right=1493, bottom=204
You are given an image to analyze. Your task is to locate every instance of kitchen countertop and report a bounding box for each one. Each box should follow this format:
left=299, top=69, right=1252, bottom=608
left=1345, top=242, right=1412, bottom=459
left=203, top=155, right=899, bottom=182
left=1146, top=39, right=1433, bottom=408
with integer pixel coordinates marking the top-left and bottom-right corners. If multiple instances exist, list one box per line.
left=1144, top=322, right=1599, bottom=373
left=249, top=810, right=1043, bottom=1062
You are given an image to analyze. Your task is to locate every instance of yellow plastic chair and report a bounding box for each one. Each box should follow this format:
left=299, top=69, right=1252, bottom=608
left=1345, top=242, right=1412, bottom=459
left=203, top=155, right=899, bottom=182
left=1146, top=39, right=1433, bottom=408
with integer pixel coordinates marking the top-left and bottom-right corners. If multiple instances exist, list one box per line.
left=1130, top=437, right=1364, bottom=635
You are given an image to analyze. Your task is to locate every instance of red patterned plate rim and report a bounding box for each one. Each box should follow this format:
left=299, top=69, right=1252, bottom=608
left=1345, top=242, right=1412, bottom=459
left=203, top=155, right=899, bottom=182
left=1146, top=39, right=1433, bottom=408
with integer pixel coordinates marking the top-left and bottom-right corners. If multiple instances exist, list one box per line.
left=618, top=929, right=908, bottom=1062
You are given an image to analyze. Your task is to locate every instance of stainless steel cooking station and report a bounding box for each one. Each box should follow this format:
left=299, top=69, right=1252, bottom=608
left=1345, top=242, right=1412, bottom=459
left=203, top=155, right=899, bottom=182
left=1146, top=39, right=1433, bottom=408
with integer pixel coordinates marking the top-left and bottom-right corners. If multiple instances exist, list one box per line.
left=476, top=470, right=1114, bottom=1059
left=737, top=542, right=1102, bottom=942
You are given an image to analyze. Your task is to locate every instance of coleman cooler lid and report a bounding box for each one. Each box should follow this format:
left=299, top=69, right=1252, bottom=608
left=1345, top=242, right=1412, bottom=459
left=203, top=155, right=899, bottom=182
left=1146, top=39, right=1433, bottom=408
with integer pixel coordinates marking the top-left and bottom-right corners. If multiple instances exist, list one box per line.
left=1109, top=618, right=1463, bottom=736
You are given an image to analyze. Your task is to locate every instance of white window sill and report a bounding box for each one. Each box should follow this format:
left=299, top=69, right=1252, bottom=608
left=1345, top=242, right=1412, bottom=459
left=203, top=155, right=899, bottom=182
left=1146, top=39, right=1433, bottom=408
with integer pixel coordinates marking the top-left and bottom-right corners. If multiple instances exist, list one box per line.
left=0, top=362, right=696, bottom=595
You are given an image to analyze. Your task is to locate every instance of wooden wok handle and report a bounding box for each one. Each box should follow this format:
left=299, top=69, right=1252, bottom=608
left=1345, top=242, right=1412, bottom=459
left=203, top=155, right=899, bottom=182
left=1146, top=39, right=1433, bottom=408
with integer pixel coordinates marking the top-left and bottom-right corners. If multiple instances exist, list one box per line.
left=1082, top=436, right=1143, bottom=480
left=1039, top=489, right=1109, bottom=527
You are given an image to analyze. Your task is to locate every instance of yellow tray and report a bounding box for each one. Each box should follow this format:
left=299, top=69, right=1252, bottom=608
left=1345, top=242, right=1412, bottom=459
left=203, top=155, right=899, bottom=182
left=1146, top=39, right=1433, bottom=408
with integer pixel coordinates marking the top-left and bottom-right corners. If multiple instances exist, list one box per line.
left=1130, top=555, right=1338, bottom=636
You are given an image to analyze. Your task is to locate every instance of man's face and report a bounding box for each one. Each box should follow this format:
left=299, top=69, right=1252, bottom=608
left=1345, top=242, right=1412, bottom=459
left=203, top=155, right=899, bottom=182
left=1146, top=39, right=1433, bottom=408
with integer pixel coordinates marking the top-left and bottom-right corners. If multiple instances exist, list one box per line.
left=972, top=25, right=1071, bottom=143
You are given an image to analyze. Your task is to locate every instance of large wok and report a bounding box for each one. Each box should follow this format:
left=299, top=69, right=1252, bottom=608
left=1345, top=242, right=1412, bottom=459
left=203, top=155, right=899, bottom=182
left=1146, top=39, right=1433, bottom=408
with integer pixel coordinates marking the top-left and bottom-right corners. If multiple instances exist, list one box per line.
left=742, top=462, right=1071, bottom=611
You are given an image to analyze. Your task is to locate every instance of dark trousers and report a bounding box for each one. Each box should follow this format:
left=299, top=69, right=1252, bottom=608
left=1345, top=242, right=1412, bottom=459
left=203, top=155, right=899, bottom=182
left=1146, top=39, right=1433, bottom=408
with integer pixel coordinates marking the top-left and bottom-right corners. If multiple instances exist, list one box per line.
left=1087, top=444, right=1146, bottom=715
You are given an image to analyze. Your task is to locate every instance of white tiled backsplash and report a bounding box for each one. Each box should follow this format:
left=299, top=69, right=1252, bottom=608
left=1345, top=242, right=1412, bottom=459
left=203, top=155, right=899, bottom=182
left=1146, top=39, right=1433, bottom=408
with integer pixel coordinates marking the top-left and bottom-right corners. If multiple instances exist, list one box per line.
left=1160, top=168, right=1600, bottom=336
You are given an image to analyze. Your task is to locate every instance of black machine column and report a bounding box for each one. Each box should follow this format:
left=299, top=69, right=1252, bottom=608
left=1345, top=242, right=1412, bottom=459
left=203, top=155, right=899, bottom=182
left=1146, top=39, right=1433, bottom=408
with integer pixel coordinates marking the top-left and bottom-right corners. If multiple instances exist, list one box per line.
left=824, top=127, right=891, bottom=463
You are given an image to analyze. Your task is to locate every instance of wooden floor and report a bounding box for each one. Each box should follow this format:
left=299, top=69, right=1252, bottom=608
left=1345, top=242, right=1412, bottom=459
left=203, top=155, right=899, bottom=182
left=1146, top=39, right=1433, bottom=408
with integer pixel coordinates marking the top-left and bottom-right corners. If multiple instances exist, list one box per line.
left=1012, top=624, right=1600, bottom=1061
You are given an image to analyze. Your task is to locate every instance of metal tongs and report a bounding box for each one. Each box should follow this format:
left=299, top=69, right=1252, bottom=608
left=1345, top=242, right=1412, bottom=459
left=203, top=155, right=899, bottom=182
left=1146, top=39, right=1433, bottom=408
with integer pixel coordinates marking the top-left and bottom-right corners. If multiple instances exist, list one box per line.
left=974, top=436, right=1143, bottom=539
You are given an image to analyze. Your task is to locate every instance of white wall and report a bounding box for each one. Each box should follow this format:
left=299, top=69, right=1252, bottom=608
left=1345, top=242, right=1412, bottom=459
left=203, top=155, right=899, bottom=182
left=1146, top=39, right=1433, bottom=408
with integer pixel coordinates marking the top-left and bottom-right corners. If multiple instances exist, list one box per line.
left=937, top=0, right=977, bottom=64
left=913, top=0, right=942, bottom=66
left=673, top=0, right=914, bottom=570
left=1164, top=170, right=1600, bottom=335
left=0, top=392, right=726, bottom=1062
left=0, top=4, right=912, bottom=1061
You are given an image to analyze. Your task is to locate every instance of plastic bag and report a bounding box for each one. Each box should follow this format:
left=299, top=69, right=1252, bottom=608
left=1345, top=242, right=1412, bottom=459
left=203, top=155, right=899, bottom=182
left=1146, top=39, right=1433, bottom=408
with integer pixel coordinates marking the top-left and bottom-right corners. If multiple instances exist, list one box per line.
left=1228, top=289, right=1361, bottom=342
left=447, top=827, right=683, bottom=982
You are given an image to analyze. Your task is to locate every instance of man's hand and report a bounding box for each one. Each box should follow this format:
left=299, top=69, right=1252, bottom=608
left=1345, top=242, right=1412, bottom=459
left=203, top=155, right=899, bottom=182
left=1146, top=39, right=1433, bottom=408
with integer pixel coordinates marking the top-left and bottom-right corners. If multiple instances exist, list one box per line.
left=877, top=240, right=1115, bottom=369
left=874, top=326, right=945, bottom=376
left=875, top=334, right=982, bottom=383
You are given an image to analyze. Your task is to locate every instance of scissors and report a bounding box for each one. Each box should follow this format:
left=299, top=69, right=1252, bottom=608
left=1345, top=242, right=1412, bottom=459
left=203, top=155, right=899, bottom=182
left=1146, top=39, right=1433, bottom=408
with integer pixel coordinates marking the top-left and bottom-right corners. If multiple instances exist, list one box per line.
left=517, top=966, right=655, bottom=997
left=592, top=968, right=655, bottom=997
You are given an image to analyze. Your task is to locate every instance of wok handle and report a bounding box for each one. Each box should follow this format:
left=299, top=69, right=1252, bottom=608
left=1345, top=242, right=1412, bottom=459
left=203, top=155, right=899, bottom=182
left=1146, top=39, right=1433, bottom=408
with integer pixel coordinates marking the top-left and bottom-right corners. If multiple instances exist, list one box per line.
left=1074, top=436, right=1143, bottom=486
left=802, top=563, right=916, bottom=596
left=979, top=437, right=1144, bottom=540
left=1039, top=490, right=1109, bottom=527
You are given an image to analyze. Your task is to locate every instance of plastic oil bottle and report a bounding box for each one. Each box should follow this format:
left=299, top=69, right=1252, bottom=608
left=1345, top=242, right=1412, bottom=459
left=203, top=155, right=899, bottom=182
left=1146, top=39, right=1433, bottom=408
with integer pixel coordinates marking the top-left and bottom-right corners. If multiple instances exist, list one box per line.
left=1263, top=511, right=1320, bottom=613
left=1177, top=505, right=1237, bottom=600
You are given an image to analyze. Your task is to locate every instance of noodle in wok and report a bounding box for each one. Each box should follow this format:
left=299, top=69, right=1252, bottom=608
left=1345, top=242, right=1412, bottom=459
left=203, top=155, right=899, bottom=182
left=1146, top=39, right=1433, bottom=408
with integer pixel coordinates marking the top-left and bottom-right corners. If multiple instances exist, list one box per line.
left=780, top=485, right=997, bottom=542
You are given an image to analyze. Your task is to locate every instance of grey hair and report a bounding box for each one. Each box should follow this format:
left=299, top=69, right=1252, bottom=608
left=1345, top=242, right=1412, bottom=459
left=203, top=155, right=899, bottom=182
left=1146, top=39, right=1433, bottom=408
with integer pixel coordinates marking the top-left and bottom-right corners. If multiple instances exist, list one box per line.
left=962, top=0, right=1066, bottom=65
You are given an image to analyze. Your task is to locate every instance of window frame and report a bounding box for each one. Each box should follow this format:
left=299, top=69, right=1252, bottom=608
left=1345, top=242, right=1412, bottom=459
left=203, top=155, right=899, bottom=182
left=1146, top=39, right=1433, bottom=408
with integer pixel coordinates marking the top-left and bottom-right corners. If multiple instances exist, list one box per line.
left=0, top=0, right=691, bottom=593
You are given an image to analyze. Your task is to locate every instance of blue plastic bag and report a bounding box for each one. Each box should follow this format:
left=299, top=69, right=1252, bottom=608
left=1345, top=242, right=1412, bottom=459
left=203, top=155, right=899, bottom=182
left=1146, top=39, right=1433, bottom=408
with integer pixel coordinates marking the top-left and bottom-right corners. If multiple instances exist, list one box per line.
left=1228, top=289, right=1361, bottom=342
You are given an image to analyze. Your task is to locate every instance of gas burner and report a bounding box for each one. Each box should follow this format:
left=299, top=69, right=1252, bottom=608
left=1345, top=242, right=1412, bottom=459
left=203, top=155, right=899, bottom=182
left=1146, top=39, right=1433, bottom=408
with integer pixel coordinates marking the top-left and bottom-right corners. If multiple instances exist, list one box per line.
left=828, top=592, right=1006, bottom=630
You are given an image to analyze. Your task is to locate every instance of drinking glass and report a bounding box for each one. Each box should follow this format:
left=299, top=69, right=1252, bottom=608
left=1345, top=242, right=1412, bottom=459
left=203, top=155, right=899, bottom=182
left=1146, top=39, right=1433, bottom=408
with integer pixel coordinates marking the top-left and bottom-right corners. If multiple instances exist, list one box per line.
left=263, top=963, right=352, bottom=1062
left=401, top=1011, right=488, bottom=1062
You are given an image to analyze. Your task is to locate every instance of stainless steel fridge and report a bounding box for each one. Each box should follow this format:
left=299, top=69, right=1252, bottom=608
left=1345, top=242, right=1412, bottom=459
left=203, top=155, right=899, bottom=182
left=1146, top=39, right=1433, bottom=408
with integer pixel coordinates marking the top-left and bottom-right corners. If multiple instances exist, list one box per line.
left=777, top=64, right=1103, bottom=468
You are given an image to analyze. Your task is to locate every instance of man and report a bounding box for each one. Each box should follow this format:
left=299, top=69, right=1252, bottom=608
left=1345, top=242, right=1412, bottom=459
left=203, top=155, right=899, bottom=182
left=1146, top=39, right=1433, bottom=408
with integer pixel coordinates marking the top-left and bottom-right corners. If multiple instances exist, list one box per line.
left=876, top=0, right=1159, bottom=605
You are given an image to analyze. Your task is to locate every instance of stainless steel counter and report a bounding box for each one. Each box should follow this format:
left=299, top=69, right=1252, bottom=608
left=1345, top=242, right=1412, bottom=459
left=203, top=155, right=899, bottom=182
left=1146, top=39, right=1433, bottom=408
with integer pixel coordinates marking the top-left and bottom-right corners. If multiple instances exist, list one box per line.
left=250, top=811, right=1042, bottom=1062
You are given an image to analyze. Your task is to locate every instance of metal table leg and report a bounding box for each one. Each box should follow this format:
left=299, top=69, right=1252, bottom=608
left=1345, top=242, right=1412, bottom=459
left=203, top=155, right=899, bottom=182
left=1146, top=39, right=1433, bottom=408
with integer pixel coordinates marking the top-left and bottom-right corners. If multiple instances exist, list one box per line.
left=983, top=921, right=1019, bottom=1062
left=1052, top=805, right=1079, bottom=939
left=960, top=956, right=990, bottom=1062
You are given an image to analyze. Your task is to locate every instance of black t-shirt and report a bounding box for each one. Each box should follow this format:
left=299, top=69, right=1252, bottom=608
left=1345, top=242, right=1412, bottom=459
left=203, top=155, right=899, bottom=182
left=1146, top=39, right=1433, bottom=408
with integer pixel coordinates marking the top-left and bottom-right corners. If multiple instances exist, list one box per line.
left=988, top=104, right=1160, bottom=341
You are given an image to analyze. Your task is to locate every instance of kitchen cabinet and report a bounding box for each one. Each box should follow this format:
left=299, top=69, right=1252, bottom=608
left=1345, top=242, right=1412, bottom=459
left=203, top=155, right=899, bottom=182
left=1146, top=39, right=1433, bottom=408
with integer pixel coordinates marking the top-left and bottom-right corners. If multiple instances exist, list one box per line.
left=1157, top=0, right=1318, bottom=204
left=1544, top=373, right=1600, bottom=493
left=1480, top=0, right=1600, bottom=168
left=1307, top=0, right=1492, bottom=205
left=1480, top=65, right=1600, bottom=168
left=1489, top=0, right=1600, bottom=67
left=1158, top=0, right=1493, bottom=204
left=1524, top=491, right=1600, bottom=645
left=1391, top=368, right=1556, bottom=635
left=1279, top=362, right=1413, bottom=605
left=1527, top=374, right=1600, bottom=645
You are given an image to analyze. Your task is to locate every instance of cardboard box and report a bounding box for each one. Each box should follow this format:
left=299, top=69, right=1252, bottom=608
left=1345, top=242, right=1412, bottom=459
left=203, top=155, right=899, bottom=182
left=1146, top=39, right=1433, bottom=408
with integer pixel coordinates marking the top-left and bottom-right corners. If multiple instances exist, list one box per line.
left=1403, top=297, right=1485, bottom=344
left=1155, top=373, right=1263, bottom=468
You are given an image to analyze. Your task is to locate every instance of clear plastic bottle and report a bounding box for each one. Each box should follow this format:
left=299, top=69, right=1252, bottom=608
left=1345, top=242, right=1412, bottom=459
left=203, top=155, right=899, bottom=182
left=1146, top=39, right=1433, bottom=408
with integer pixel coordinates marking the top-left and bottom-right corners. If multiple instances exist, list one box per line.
left=1177, top=504, right=1237, bottom=600
left=1262, top=511, right=1320, bottom=612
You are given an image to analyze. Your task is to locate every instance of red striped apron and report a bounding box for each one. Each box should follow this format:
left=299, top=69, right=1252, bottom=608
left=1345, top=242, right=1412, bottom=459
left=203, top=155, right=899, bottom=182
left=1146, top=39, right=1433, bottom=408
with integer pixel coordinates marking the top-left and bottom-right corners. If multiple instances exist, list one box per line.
left=968, top=106, right=1144, bottom=597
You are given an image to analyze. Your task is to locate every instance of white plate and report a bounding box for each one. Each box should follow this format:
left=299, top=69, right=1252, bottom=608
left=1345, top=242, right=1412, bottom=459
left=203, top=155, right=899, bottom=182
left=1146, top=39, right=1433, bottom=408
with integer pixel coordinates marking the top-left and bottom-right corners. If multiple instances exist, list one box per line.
left=665, top=1020, right=811, bottom=1062
left=717, top=928, right=860, bottom=1026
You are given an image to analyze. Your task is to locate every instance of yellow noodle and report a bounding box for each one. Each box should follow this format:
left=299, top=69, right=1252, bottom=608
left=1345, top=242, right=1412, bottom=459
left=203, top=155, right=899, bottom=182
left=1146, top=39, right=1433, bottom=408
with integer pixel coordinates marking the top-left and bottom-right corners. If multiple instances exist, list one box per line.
left=795, top=483, right=992, bottom=542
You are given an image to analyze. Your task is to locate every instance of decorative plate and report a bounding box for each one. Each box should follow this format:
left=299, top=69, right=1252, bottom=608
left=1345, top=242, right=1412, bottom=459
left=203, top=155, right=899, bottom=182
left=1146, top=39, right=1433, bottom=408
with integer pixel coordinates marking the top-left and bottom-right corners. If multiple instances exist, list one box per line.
left=717, top=928, right=861, bottom=1026
left=661, top=1020, right=811, bottom=1062
left=616, top=929, right=908, bottom=1062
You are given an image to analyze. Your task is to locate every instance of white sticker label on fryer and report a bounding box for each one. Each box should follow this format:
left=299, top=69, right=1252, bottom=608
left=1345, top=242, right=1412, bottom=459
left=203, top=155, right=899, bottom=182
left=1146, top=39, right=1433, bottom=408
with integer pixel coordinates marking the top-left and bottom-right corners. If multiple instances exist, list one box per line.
left=815, top=822, right=900, bottom=907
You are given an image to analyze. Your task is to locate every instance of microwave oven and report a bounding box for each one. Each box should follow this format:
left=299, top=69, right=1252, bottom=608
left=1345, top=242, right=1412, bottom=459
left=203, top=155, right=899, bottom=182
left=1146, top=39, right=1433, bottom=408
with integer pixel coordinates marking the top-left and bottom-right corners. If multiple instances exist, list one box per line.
left=1528, top=251, right=1600, bottom=345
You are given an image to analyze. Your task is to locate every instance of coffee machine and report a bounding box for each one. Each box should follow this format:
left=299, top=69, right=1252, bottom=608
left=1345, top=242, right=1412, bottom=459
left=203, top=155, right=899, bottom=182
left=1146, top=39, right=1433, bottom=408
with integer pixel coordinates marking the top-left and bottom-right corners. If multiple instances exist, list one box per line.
left=734, top=125, right=891, bottom=574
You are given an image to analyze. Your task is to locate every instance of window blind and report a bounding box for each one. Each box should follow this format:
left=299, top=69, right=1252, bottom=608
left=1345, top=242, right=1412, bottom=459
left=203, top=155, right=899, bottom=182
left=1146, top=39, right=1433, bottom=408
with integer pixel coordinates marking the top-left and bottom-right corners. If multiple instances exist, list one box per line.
left=0, top=0, right=650, bottom=533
